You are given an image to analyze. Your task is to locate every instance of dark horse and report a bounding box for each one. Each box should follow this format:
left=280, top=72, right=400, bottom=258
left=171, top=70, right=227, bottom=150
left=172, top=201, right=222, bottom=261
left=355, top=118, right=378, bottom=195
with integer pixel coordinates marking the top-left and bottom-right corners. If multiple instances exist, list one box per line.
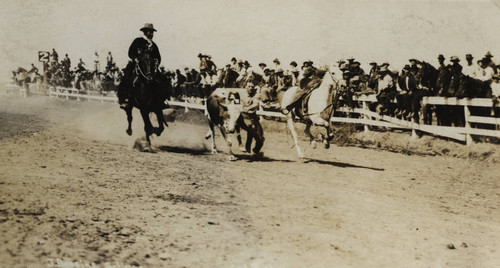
left=123, top=53, right=170, bottom=151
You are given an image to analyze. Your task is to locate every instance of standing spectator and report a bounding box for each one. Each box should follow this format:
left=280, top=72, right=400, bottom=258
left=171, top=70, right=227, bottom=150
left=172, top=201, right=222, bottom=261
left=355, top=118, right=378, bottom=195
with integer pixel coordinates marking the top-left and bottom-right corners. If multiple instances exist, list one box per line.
left=51, top=48, right=58, bottom=63
left=289, top=61, right=299, bottom=86
left=62, top=54, right=71, bottom=71
left=106, top=52, right=114, bottom=69
left=94, top=52, right=100, bottom=73
left=462, top=54, right=475, bottom=77
left=77, top=58, right=86, bottom=72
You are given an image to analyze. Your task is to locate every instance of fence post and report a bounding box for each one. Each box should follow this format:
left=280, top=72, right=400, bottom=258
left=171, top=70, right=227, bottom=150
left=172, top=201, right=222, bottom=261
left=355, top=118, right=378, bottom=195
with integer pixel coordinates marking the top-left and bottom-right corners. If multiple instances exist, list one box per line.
left=464, top=105, right=473, bottom=145
left=184, top=98, right=189, bottom=113
left=362, top=100, right=369, bottom=133
left=410, top=117, right=417, bottom=139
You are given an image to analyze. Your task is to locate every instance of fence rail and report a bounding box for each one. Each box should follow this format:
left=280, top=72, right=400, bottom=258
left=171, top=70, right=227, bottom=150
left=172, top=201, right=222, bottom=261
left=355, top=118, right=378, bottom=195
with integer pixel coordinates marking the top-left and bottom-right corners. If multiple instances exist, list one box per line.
left=4, top=83, right=499, bottom=145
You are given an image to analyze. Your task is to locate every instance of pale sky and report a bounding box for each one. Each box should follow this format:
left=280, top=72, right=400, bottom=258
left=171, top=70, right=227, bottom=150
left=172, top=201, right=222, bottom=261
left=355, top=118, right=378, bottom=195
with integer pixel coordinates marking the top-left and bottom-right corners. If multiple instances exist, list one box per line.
left=1, top=0, right=500, bottom=81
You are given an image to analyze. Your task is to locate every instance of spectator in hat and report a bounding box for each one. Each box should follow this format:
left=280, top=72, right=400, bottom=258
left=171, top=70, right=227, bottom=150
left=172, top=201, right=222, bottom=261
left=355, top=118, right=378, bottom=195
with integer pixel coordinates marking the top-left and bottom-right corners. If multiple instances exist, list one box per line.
left=368, top=62, right=378, bottom=76
left=462, top=54, right=476, bottom=77
left=475, top=59, right=495, bottom=82
left=482, top=51, right=496, bottom=73
left=449, top=56, right=463, bottom=75
left=273, top=58, right=281, bottom=70
left=409, top=58, right=420, bottom=76
left=349, top=61, right=365, bottom=76
left=289, top=61, right=299, bottom=85
left=376, top=65, right=396, bottom=115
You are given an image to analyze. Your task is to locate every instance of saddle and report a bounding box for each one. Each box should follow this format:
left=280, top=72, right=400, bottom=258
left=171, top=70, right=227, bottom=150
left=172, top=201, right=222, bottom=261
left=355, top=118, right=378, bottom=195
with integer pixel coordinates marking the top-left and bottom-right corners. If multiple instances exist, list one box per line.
left=294, top=77, right=324, bottom=117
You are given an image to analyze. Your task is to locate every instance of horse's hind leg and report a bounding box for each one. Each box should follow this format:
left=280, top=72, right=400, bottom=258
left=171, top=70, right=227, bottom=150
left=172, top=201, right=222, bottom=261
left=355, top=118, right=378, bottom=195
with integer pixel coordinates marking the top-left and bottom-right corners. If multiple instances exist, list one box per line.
left=125, top=106, right=133, bottom=136
left=304, top=122, right=316, bottom=149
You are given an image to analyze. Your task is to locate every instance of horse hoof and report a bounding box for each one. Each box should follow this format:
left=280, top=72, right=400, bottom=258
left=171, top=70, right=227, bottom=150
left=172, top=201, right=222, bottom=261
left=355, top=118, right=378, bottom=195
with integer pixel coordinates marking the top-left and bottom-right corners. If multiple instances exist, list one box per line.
left=310, top=140, right=317, bottom=149
left=126, top=129, right=132, bottom=136
left=324, top=142, right=330, bottom=149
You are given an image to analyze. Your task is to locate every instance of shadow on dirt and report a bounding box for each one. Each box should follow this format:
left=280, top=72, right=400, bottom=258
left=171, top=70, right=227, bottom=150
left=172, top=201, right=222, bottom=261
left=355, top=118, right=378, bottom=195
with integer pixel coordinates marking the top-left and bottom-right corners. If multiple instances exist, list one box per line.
left=234, top=154, right=294, bottom=163
left=157, top=145, right=211, bottom=155
left=303, top=158, right=385, bottom=171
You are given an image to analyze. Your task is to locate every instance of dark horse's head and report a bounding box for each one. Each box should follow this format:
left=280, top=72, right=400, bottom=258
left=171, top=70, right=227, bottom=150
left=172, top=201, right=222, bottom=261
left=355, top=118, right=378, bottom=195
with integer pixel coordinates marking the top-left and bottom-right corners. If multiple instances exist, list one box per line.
left=137, top=52, right=155, bottom=83
left=132, top=52, right=162, bottom=109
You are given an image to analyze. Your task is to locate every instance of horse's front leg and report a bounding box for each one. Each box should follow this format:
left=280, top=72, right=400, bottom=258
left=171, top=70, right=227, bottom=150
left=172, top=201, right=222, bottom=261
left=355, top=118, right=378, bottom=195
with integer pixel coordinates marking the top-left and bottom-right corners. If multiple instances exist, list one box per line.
left=287, top=116, right=304, bottom=159
left=140, top=109, right=154, bottom=152
left=152, top=109, right=165, bottom=136
left=125, top=106, right=133, bottom=136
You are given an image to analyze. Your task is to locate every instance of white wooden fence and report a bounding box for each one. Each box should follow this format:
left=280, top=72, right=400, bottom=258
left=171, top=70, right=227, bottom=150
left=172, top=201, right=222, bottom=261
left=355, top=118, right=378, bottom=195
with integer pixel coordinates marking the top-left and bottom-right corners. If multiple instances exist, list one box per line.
left=4, top=84, right=499, bottom=145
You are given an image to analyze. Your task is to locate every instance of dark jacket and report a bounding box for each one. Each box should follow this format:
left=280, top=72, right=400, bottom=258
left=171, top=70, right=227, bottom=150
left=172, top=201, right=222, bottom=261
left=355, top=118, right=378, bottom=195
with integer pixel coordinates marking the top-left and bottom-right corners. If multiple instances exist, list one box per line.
left=128, top=37, right=161, bottom=64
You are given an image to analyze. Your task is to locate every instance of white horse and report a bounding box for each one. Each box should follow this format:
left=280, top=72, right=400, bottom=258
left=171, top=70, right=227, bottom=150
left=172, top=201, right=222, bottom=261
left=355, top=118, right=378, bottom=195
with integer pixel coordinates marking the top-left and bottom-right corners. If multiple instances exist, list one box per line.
left=279, top=69, right=340, bottom=158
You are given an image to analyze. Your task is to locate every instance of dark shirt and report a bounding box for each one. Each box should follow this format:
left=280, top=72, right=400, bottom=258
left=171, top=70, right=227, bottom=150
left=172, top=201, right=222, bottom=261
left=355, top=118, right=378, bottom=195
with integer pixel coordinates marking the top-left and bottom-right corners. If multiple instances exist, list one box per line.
left=128, top=37, right=161, bottom=64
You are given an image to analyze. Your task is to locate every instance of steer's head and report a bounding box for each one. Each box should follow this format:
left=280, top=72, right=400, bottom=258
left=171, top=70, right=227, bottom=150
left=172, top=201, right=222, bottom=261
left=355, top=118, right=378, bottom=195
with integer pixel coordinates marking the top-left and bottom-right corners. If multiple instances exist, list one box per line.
left=219, top=97, right=242, bottom=134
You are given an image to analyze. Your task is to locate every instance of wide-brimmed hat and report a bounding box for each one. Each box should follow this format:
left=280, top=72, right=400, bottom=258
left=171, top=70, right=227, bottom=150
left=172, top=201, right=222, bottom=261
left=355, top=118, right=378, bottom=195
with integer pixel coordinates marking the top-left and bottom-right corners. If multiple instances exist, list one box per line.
left=275, top=68, right=284, bottom=73
left=438, top=54, right=445, bottom=60
left=244, top=60, right=251, bottom=67
left=409, top=58, right=419, bottom=63
left=231, top=57, right=237, bottom=62
left=198, top=53, right=204, bottom=58
left=273, top=58, right=280, bottom=64
left=140, top=23, right=157, bottom=32
left=369, top=62, right=377, bottom=66
left=485, top=51, right=494, bottom=58
left=258, top=63, right=267, bottom=67
left=465, top=54, right=473, bottom=59
left=379, top=65, right=389, bottom=72
left=450, top=56, right=460, bottom=62
left=290, top=61, right=297, bottom=67
left=381, top=62, right=390, bottom=67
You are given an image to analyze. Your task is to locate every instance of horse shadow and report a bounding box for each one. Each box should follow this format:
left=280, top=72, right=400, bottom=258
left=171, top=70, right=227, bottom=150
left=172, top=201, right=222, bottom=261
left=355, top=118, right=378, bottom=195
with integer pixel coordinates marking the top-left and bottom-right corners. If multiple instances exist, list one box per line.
left=234, top=154, right=294, bottom=163
left=156, top=145, right=211, bottom=156
left=303, top=158, right=385, bottom=171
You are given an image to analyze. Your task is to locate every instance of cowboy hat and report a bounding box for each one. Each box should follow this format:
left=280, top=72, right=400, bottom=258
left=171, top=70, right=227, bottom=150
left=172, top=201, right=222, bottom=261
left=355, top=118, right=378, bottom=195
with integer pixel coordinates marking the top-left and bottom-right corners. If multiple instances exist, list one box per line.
left=258, top=63, right=267, bottom=67
left=485, top=51, right=494, bottom=58
left=198, top=53, right=204, bottom=58
left=379, top=65, right=389, bottom=72
left=273, top=58, right=280, bottom=63
left=465, top=54, right=473, bottom=59
left=437, top=54, right=445, bottom=60
left=450, top=56, right=460, bottom=62
left=140, top=23, right=157, bottom=32
left=290, top=61, right=297, bottom=67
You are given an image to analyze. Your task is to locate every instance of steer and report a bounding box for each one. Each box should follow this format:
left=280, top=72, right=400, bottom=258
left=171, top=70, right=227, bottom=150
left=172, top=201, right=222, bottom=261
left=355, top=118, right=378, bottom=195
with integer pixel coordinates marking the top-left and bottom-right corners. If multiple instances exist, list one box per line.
left=205, top=88, right=244, bottom=161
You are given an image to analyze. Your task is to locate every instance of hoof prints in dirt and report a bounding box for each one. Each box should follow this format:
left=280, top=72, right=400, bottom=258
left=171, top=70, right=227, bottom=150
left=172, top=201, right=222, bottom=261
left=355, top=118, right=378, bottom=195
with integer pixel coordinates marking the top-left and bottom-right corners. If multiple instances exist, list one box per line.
left=153, top=193, right=234, bottom=206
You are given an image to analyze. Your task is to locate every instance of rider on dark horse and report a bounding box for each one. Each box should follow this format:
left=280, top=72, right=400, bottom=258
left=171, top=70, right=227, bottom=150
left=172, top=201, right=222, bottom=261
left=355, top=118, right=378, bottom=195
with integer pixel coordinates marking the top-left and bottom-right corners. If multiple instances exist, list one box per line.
left=118, top=23, right=168, bottom=110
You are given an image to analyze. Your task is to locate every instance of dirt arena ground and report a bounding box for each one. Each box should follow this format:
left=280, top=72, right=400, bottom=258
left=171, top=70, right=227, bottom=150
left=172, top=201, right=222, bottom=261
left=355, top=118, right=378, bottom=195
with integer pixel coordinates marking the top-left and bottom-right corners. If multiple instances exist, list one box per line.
left=0, top=92, right=498, bottom=268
